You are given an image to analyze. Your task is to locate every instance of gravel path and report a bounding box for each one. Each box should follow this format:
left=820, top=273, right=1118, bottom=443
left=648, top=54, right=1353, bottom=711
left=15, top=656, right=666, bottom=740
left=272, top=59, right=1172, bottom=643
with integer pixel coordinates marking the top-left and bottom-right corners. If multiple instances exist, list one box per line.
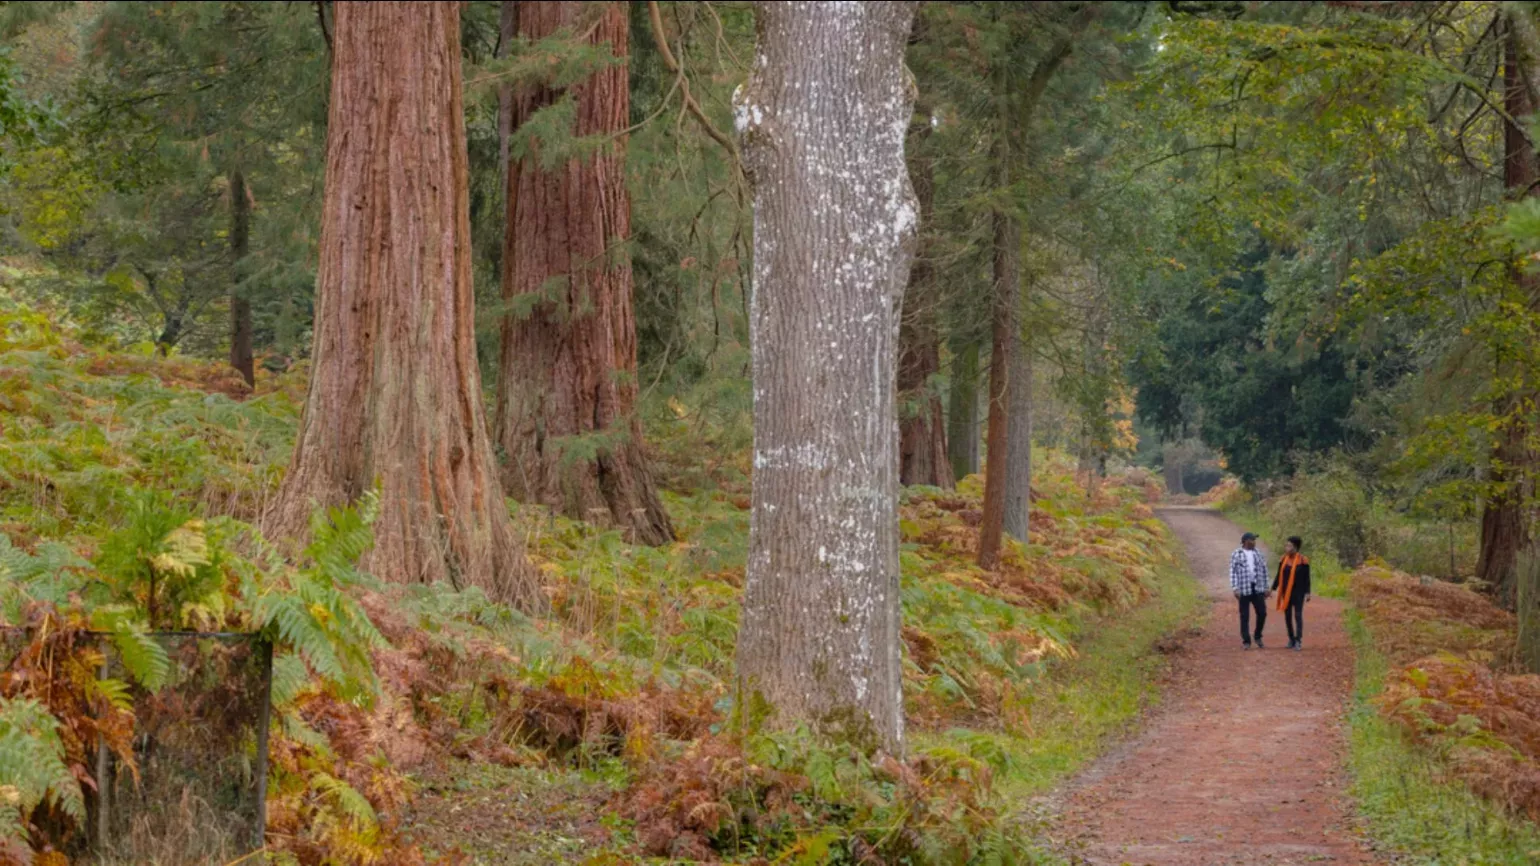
left=1056, top=506, right=1378, bottom=866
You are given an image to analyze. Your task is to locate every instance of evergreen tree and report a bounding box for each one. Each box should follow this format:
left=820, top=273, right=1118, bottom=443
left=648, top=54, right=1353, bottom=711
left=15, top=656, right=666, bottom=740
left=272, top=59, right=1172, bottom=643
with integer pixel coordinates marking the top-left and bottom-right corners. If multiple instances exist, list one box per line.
left=495, top=0, right=674, bottom=545
left=270, top=0, right=540, bottom=610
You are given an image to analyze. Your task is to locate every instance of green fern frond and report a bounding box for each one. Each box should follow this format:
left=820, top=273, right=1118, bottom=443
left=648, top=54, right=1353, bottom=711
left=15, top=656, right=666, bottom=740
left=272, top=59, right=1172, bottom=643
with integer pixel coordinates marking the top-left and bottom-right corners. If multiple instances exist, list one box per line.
left=109, top=620, right=171, bottom=691
left=310, top=771, right=378, bottom=831
left=149, top=520, right=210, bottom=578
left=281, top=713, right=331, bottom=753
left=262, top=595, right=345, bottom=684
left=91, top=676, right=135, bottom=713
left=0, top=696, right=86, bottom=831
left=269, top=651, right=311, bottom=709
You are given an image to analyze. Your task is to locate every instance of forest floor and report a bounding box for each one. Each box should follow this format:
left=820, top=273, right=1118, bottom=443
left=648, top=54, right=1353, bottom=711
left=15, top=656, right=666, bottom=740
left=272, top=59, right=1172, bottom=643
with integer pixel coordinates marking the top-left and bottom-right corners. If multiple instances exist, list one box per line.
left=1055, top=507, right=1379, bottom=866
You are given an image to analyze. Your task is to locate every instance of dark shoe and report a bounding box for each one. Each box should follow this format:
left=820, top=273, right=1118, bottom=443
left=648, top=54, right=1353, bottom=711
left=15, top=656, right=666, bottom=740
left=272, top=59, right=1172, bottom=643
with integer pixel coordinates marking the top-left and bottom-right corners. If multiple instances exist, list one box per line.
left=1293, top=642, right=1302, bottom=652
left=1242, top=642, right=1252, bottom=651
left=1256, top=638, right=1265, bottom=649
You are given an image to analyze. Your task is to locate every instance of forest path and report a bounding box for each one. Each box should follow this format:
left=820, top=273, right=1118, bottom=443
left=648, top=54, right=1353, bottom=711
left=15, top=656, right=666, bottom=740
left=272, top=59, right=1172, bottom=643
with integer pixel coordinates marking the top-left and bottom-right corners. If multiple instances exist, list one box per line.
left=1054, top=507, right=1377, bottom=866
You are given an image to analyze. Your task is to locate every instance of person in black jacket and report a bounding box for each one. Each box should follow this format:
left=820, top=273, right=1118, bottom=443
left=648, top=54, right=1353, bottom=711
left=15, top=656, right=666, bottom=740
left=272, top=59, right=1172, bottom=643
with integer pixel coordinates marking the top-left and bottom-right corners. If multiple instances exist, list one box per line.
left=1271, top=535, right=1311, bottom=651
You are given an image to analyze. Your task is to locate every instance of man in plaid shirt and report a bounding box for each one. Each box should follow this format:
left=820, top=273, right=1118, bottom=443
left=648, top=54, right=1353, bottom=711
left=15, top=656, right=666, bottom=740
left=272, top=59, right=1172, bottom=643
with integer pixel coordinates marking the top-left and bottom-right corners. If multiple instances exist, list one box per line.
left=1230, top=531, right=1272, bottom=649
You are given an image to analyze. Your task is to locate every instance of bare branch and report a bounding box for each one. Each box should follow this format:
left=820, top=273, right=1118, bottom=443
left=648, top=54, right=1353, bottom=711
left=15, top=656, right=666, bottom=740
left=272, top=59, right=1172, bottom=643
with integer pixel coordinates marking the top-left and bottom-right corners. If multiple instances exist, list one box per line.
left=646, top=0, right=738, bottom=163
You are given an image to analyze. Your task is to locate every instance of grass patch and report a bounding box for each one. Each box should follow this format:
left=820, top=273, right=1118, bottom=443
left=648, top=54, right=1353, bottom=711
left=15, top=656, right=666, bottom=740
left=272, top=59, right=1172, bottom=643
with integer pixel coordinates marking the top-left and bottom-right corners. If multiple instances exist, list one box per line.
left=917, top=556, right=1206, bottom=801
left=1344, top=610, right=1540, bottom=865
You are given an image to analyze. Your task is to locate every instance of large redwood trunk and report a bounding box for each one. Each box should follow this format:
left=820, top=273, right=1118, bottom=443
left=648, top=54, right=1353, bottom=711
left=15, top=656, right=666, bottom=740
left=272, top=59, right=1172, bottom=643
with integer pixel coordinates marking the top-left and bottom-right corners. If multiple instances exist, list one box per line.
left=228, top=169, right=254, bottom=388
left=1480, top=17, right=1538, bottom=608
left=897, top=116, right=954, bottom=490
left=496, top=1, right=674, bottom=546
left=269, top=1, right=540, bottom=611
left=735, top=0, right=919, bottom=754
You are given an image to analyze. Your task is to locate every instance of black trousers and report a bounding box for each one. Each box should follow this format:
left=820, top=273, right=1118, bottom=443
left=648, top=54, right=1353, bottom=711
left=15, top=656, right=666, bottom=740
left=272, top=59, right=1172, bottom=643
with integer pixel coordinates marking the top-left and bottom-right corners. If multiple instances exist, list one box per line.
left=1238, top=592, right=1267, bottom=643
left=1284, top=599, right=1304, bottom=643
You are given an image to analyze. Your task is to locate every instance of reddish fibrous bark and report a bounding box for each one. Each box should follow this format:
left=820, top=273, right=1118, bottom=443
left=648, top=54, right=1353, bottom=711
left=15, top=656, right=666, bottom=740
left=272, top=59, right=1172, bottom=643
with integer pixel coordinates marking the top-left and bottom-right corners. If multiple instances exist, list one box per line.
left=898, top=320, right=953, bottom=489
left=496, top=0, right=674, bottom=546
left=269, top=1, right=541, bottom=611
left=897, top=117, right=954, bottom=491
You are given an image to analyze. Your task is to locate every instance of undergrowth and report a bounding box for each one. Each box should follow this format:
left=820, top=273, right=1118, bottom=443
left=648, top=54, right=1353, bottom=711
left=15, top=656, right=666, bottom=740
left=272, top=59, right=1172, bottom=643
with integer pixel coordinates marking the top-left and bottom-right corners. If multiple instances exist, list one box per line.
left=0, top=294, right=1193, bottom=865
left=1345, top=610, right=1540, bottom=865
left=1350, top=564, right=1540, bottom=825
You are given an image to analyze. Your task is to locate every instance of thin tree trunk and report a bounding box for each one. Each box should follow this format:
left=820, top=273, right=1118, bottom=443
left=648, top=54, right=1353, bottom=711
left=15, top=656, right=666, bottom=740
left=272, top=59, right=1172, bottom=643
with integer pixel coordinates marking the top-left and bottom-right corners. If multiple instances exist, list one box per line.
left=1519, top=544, right=1540, bottom=673
left=269, top=1, right=540, bottom=611
left=897, top=114, right=953, bottom=490
left=1480, top=17, right=1537, bottom=608
left=1003, top=319, right=1032, bottom=542
left=156, top=283, right=186, bottom=354
left=735, top=0, right=919, bottom=754
left=977, top=200, right=1017, bottom=570
left=1480, top=413, right=1528, bottom=606
left=948, top=342, right=981, bottom=480
left=975, top=16, right=1085, bottom=566
left=157, top=318, right=182, bottom=354
left=1164, top=453, right=1184, bottom=496
left=229, top=169, right=254, bottom=388
left=496, top=1, right=674, bottom=545
left=1079, top=290, right=1112, bottom=493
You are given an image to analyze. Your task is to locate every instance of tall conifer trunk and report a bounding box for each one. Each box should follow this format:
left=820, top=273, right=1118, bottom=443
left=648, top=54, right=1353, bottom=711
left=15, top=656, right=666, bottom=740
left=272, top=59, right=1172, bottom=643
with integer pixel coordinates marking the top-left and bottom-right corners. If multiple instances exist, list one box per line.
left=947, top=343, right=981, bottom=480
left=498, top=1, right=518, bottom=184
left=898, top=115, right=954, bottom=490
left=270, top=1, right=540, bottom=611
left=496, top=0, right=674, bottom=545
left=977, top=193, right=1017, bottom=570
left=1480, top=17, right=1537, bottom=608
left=735, top=0, right=919, bottom=754
left=228, top=169, right=254, bottom=388
left=1003, top=318, right=1032, bottom=542
left=975, top=17, right=1086, bottom=567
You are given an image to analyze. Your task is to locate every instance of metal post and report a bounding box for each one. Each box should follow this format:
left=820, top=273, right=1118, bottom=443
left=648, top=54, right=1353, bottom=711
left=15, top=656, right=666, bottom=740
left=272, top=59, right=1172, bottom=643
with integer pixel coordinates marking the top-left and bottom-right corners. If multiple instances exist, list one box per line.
left=94, top=650, right=111, bottom=854
left=252, top=637, right=273, bottom=854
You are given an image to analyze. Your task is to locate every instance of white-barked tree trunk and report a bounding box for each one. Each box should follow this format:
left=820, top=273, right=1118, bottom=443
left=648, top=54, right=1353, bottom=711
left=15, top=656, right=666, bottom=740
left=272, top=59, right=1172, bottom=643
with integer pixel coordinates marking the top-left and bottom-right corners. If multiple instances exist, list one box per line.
left=734, top=0, right=920, bottom=754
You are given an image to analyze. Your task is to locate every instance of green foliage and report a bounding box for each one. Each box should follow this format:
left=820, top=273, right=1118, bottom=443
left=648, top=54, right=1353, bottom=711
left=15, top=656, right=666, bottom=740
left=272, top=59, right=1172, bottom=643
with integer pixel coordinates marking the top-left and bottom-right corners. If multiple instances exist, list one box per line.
left=97, top=609, right=172, bottom=691
left=1260, top=461, right=1384, bottom=568
left=250, top=497, right=386, bottom=698
left=0, top=532, right=87, bottom=622
left=0, top=46, right=53, bottom=164
left=0, top=697, right=83, bottom=848
left=1345, top=613, right=1540, bottom=865
left=94, top=490, right=218, bottom=628
left=0, top=1, right=329, bottom=358
left=1129, top=241, right=1363, bottom=483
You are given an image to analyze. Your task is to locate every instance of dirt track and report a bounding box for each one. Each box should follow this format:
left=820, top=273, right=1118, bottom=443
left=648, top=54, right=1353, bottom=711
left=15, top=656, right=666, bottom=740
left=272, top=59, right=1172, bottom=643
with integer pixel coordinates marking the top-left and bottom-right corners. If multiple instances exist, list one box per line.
left=1056, top=507, right=1377, bottom=866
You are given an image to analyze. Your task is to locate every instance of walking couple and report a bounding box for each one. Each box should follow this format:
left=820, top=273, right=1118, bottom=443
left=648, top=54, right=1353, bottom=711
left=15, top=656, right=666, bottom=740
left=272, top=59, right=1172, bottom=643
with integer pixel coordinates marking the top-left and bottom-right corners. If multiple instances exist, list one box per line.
left=1230, top=531, right=1311, bottom=650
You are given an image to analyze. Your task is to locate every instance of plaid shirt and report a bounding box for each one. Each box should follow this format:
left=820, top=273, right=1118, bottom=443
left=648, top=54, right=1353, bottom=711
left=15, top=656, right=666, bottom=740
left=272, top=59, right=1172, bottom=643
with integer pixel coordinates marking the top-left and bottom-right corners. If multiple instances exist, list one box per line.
left=1230, top=547, right=1269, bottom=595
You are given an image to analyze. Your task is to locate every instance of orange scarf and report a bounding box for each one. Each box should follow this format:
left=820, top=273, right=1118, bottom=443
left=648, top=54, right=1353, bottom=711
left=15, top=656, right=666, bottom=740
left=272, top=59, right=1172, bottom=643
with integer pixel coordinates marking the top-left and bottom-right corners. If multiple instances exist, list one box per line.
left=1276, top=553, right=1307, bottom=611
